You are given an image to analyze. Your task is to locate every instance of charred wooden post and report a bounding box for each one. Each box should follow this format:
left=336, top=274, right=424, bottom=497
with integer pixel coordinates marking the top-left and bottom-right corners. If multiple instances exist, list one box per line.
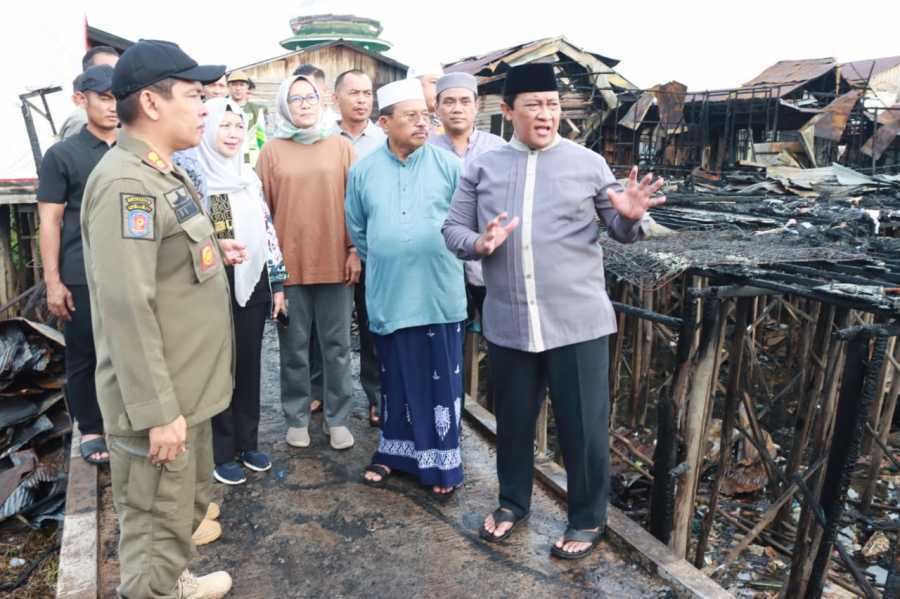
left=861, top=336, right=896, bottom=458
left=650, top=395, right=677, bottom=544
left=694, top=297, right=752, bottom=568
left=807, top=335, right=887, bottom=598
left=861, top=342, right=900, bottom=513
left=638, top=287, right=655, bottom=426
left=778, top=305, right=839, bottom=526
left=649, top=297, right=696, bottom=545
left=671, top=296, right=725, bottom=558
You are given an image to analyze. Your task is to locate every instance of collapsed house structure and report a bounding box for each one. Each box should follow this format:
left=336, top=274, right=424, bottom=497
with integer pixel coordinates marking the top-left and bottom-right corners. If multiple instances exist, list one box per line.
left=445, top=41, right=900, bottom=178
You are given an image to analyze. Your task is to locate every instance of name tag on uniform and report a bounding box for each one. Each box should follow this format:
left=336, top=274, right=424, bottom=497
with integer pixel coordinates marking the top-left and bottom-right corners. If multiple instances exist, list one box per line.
left=120, top=193, right=155, bottom=240
left=164, top=186, right=200, bottom=224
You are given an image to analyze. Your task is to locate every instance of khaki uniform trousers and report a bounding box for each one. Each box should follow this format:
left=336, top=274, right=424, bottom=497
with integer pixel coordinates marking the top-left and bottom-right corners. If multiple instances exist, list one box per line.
left=108, top=421, right=213, bottom=598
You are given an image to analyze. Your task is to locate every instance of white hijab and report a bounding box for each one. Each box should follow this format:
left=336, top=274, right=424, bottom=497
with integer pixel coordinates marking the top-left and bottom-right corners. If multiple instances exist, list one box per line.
left=197, top=98, right=268, bottom=307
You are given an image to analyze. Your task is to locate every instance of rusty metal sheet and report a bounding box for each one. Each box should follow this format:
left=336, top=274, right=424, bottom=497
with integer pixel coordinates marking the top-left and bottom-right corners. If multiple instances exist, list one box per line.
left=811, top=89, right=863, bottom=141
left=686, top=58, right=837, bottom=104
left=619, top=93, right=655, bottom=130
left=842, top=56, right=900, bottom=85
left=653, top=81, right=687, bottom=132
left=862, top=104, right=900, bottom=160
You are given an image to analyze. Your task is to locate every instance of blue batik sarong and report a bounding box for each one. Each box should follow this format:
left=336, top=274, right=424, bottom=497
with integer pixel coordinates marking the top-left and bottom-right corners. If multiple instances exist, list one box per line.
left=371, top=321, right=465, bottom=487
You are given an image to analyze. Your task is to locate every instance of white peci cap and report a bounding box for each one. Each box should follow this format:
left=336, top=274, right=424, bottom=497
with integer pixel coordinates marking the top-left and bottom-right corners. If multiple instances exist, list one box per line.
left=377, top=78, right=427, bottom=110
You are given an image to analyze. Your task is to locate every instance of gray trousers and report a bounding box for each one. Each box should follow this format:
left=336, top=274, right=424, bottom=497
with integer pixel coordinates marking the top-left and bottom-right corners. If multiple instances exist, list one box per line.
left=311, top=266, right=380, bottom=410
left=279, top=283, right=353, bottom=428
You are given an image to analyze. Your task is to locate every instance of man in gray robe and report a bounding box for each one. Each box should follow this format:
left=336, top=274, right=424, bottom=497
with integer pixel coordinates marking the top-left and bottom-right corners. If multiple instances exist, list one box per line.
left=442, top=63, right=664, bottom=560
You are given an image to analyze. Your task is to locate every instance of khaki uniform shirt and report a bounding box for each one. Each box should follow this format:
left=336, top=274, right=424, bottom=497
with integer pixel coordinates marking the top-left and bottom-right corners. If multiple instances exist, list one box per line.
left=81, top=129, right=234, bottom=436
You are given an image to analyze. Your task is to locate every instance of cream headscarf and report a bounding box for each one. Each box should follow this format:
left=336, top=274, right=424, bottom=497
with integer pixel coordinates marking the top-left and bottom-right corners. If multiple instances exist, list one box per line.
left=197, top=97, right=268, bottom=306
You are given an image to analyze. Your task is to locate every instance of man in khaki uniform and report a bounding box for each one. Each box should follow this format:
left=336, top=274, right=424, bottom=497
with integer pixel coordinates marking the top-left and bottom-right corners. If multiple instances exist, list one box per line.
left=81, top=40, right=247, bottom=599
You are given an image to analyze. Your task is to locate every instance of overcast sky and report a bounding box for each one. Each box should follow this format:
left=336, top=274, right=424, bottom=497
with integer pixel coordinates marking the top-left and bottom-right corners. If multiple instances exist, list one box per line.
left=2, top=0, right=899, bottom=178
left=78, top=0, right=899, bottom=91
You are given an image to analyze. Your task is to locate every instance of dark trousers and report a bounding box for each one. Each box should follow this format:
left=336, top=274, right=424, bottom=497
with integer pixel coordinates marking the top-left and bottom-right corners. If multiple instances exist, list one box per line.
left=63, top=284, right=103, bottom=435
left=212, top=299, right=266, bottom=466
left=488, top=336, right=610, bottom=530
left=310, top=266, right=380, bottom=409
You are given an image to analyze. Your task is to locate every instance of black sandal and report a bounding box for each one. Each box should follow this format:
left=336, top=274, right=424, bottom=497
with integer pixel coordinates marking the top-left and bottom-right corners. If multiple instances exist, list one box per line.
left=363, top=464, right=391, bottom=488
left=550, top=527, right=603, bottom=560
left=479, top=508, right=529, bottom=543
left=429, top=485, right=458, bottom=502
left=80, top=437, right=109, bottom=465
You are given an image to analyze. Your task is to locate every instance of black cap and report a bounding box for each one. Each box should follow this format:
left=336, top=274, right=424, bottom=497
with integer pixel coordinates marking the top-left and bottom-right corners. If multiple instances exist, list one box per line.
left=503, top=63, right=558, bottom=96
left=112, top=39, right=226, bottom=99
left=76, top=65, right=114, bottom=93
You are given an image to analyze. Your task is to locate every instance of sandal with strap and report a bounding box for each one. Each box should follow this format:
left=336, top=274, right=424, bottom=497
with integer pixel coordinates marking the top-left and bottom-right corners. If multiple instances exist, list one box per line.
left=80, top=437, right=109, bottom=465
left=479, top=508, right=529, bottom=543
left=550, top=527, right=604, bottom=560
left=362, top=464, right=391, bottom=488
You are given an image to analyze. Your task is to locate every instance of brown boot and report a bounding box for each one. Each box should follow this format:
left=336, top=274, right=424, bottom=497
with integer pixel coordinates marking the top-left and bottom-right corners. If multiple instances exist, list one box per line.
left=191, top=519, right=222, bottom=546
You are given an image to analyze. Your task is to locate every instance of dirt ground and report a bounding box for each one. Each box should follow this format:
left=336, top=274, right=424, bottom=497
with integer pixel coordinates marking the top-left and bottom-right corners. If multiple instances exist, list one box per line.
left=96, top=323, right=673, bottom=598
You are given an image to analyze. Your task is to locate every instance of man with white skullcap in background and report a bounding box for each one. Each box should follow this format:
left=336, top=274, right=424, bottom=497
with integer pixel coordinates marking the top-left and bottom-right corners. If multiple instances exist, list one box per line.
left=345, top=78, right=467, bottom=499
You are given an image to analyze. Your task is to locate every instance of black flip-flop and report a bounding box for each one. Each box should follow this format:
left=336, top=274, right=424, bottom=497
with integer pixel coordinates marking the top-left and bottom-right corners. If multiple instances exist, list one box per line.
left=363, top=464, right=391, bottom=488
left=479, top=508, right=529, bottom=543
left=80, top=437, right=109, bottom=465
left=550, top=527, right=604, bottom=560
left=429, top=485, right=458, bottom=503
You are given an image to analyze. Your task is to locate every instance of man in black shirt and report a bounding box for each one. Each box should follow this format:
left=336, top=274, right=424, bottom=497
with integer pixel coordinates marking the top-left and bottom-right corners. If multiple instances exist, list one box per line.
left=37, top=64, right=118, bottom=464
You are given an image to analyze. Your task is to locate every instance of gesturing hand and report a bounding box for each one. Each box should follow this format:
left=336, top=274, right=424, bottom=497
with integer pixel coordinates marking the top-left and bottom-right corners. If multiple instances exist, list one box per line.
left=218, top=239, right=249, bottom=265
left=607, top=166, right=666, bottom=221
left=475, top=212, right=520, bottom=256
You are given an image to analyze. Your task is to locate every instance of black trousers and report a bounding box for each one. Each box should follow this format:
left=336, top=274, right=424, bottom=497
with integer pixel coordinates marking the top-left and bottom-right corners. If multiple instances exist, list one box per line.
left=212, top=271, right=268, bottom=466
left=488, top=336, right=610, bottom=530
left=64, top=284, right=103, bottom=435
left=310, top=265, right=380, bottom=409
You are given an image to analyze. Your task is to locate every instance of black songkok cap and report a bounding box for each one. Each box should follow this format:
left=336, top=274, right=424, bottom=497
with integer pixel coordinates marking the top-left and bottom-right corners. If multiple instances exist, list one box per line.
left=503, top=63, right=558, bottom=96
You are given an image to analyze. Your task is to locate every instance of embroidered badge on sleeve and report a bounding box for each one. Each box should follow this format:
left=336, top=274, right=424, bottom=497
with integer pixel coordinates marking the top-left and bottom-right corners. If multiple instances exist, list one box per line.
left=120, top=193, right=156, bottom=240
left=199, top=239, right=217, bottom=272
left=164, top=186, right=201, bottom=224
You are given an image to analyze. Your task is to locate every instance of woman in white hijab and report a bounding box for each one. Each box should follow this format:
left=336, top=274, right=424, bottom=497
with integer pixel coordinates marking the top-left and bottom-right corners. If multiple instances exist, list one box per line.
left=197, top=97, right=288, bottom=485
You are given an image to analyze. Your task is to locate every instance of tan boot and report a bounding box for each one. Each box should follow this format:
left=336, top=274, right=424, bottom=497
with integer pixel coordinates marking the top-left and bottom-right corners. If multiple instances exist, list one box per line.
left=205, top=502, right=220, bottom=521
left=191, top=519, right=222, bottom=546
left=175, top=569, right=232, bottom=599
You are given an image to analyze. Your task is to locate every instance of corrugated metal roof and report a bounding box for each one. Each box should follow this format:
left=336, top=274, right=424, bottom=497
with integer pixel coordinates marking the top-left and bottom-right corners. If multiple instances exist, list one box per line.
left=685, top=58, right=839, bottom=103
left=443, top=36, right=620, bottom=76
left=841, top=56, right=900, bottom=84
left=741, top=57, right=837, bottom=94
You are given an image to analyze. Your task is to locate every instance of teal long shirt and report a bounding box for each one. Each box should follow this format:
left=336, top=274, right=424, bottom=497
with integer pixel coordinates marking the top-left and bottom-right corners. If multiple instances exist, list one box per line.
left=345, top=143, right=467, bottom=336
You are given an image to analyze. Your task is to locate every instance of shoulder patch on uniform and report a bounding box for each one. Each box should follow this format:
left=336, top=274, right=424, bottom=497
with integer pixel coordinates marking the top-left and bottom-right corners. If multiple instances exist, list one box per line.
left=163, top=186, right=201, bottom=224
left=120, top=193, right=156, bottom=240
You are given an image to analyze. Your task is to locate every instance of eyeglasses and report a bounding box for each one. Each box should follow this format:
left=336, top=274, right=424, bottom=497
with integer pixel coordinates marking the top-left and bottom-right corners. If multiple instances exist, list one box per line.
left=287, top=93, right=320, bottom=107
left=395, top=111, right=431, bottom=124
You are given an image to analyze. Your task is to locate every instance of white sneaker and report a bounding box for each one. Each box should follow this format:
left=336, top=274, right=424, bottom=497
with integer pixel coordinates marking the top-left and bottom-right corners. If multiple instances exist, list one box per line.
left=286, top=427, right=310, bottom=448
left=328, top=425, right=354, bottom=450
left=175, top=569, right=232, bottom=598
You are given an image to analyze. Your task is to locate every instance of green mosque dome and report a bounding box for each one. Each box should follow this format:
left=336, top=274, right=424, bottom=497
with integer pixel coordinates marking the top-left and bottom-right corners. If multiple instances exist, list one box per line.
left=280, top=14, right=392, bottom=53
